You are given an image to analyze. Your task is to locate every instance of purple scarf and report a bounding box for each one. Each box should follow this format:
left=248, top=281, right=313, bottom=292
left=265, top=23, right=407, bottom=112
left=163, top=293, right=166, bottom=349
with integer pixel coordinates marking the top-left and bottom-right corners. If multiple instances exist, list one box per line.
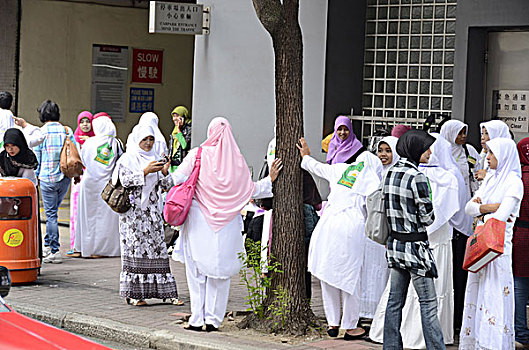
left=326, top=116, right=363, bottom=164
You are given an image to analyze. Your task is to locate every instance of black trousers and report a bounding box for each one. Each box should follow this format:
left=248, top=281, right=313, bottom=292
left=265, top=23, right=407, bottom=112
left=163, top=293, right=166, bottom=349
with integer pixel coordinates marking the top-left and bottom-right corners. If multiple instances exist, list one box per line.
left=452, top=229, right=468, bottom=331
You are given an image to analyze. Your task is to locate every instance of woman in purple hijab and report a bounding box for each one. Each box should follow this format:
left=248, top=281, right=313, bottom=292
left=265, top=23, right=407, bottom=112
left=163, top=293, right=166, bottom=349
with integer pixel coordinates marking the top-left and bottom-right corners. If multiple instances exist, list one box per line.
left=326, top=116, right=365, bottom=164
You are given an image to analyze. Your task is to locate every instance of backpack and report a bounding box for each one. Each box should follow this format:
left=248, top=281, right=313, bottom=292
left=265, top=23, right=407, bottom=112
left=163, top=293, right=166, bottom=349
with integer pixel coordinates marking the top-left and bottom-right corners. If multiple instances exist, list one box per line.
left=365, top=174, right=389, bottom=245
left=163, top=147, right=202, bottom=226
left=60, top=126, right=84, bottom=178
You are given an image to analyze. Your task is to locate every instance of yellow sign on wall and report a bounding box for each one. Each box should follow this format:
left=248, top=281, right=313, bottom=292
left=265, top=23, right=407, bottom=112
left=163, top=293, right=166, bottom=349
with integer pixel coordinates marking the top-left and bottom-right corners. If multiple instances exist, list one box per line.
left=3, top=229, right=24, bottom=247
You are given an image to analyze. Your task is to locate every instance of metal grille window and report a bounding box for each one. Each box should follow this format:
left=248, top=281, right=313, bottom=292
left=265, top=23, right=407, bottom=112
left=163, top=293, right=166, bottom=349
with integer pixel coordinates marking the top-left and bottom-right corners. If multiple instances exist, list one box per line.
left=361, top=0, right=456, bottom=138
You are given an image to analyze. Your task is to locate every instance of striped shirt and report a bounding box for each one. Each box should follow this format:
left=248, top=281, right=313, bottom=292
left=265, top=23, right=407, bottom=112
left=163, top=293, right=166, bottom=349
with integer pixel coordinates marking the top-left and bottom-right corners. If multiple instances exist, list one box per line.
left=34, top=122, right=76, bottom=183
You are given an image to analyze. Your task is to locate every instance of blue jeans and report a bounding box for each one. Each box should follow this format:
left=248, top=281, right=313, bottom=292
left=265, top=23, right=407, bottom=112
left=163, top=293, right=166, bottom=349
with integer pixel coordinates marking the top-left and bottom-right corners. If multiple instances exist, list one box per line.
left=40, top=177, right=71, bottom=253
left=383, top=267, right=445, bottom=350
left=514, top=276, right=529, bottom=344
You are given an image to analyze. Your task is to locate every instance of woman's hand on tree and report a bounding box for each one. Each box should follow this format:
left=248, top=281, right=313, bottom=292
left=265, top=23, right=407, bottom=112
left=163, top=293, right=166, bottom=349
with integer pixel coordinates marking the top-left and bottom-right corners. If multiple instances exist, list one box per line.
left=270, top=158, right=283, bottom=183
left=296, top=137, right=311, bottom=157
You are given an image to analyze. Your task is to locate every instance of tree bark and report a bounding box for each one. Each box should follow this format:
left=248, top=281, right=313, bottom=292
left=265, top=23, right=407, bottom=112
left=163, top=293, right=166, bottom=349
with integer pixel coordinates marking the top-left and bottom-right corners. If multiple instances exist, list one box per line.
left=250, top=0, right=317, bottom=334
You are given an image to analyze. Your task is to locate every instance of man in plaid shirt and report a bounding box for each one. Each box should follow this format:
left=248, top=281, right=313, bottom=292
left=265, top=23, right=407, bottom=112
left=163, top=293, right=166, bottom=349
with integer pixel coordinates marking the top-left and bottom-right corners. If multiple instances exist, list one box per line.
left=33, top=100, right=77, bottom=264
left=383, top=129, right=445, bottom=350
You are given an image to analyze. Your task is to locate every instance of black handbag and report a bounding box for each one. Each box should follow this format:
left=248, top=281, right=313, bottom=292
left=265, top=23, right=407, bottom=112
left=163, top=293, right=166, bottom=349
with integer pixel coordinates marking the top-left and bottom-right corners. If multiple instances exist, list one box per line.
left=101, top=177, right=131, bottom=213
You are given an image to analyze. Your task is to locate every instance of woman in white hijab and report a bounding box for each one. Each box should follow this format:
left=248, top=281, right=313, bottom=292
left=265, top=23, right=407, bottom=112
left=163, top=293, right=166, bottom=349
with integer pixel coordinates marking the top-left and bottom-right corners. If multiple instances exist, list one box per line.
left=115, top=124, right=181, bottom=306
left=460, top=138, right=523, bottom=350
left=74, top=116, right=122, bottom=257
left=297, top=137, right=382, bottom=340
left=358, top=137, right=397, bottom=319
left=440, top=120, right=482, bottom=332
left=369, top=136, right=459, bottom=348
left=127, top=112, right=168, bottom=158
left=475, top=120, right=511, bottom=180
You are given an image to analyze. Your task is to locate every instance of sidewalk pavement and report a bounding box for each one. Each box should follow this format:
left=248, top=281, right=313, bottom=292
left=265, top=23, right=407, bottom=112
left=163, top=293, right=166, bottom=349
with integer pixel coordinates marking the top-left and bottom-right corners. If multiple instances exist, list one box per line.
left=3, top=203, right=385, bottom=349
left=7, top=202, right=457, bottom=349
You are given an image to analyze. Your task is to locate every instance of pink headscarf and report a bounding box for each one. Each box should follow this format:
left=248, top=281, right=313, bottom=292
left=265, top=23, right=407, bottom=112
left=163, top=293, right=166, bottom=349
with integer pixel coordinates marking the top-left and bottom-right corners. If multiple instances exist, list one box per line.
left=326, top=116, right=363, bottom=164
left=195, top=117, right=256, bottom=232
left=93, top=112, right=110, bottom=119
left=73, top=111, right=95, bottom=145
left=391, top=124, right=412, bottom=138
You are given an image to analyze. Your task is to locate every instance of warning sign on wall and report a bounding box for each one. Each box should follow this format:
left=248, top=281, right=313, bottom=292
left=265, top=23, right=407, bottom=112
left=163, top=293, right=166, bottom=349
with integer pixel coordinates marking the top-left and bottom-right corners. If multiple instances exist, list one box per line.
left=493, top=90, right=529, bottom=133
left=131, top=48, right=164, bottom=84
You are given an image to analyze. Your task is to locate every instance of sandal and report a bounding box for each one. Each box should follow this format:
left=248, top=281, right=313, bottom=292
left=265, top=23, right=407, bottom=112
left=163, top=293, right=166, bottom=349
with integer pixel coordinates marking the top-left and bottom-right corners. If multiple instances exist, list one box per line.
left=126, top=298, right=147, bottom=306
left=66, top=250, right=81, bottom=258
left=343, top=327, right=366, bottom=341
left=163, top=298, right=184, bottom=306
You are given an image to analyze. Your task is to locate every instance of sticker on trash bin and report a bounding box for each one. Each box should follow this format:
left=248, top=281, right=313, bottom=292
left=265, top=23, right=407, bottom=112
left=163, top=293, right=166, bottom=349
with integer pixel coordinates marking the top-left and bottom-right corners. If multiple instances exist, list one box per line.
left=3, top=228, right=23, bottom=247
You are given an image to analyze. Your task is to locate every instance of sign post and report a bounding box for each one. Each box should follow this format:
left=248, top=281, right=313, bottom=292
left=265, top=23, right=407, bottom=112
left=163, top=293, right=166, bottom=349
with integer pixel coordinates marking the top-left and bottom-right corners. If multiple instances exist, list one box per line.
left=149, top=1, right=209, bottom=35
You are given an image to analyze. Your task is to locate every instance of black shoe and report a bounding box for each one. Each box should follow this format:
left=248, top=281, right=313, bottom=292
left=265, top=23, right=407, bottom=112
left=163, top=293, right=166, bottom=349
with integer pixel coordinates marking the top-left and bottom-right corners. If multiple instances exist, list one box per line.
left=205, top=324, right=218, bottom=332
left=184, top=324, right=203, bottom=332
left=343, top=328, right=366, bottom=341
left=327, top=328, right=339, bottom=337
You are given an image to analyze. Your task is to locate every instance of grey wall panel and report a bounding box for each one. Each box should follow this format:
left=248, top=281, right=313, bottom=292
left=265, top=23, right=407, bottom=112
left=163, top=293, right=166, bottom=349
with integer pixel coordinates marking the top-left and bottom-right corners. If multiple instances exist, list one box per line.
left=453, top=0, right=529, bottom=141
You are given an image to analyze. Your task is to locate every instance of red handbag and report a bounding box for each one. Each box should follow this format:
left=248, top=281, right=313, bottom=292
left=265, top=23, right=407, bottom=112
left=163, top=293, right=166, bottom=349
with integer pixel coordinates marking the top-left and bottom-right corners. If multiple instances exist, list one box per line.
left=463, top=218, right=506, bottom=273
left=163, top=148, right=202, bottom=226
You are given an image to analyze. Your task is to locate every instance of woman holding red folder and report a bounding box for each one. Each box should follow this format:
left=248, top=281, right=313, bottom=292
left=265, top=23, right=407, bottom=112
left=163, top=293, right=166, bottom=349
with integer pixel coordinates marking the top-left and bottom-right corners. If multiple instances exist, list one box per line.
left=460, top=138, right=523, bottom=350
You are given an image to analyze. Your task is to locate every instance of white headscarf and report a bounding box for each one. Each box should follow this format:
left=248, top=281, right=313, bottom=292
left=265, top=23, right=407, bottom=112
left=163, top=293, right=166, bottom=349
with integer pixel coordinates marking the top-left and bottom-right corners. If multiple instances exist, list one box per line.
left=420, top=135, right=464, bottom=234
left=376, top=136, right=399, bottom=175
left=114, top=125, right=158, bottom=210
left=440, top=120, right=468, bottom=172
left=480, top=120, right=511, bottom=140
left=80, top=117, right=121, bottom=181
left=126, top=112, right=168, bottom=158
left=478, top=138, right=522, bottom=205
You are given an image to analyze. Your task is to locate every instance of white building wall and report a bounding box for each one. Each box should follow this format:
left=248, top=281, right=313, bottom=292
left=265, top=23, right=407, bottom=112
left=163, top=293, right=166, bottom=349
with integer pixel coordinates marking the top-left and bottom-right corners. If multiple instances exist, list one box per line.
left=192, top=1, right=328, bottom=180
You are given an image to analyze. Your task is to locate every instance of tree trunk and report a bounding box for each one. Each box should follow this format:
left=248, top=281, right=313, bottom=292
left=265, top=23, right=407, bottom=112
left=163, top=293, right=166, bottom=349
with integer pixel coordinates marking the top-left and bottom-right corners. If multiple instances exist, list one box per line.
left=249, top=0, right=317, bottom=334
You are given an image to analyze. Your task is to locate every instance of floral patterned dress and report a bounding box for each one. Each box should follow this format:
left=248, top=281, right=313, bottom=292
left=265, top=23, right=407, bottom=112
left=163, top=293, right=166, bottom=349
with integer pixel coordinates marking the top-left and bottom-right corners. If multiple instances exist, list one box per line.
left=459, top=219, right=517, bottom=350
left=118, top=165, right=178, bottom=300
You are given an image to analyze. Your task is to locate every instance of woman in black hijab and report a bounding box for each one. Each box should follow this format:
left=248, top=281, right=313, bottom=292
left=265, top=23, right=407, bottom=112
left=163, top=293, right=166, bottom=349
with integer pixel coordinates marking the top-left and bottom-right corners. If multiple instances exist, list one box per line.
left=396, top=129, right=436, bottom=165
left=0, top=128, right=38, bottom=184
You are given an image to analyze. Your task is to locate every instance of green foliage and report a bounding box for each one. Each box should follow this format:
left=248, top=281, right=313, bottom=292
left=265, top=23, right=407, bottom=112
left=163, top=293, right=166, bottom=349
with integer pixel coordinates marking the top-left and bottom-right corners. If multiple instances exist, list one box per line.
left=238, top=239, right=282, bottom=319
left=267, top=285, right=291, bottom=330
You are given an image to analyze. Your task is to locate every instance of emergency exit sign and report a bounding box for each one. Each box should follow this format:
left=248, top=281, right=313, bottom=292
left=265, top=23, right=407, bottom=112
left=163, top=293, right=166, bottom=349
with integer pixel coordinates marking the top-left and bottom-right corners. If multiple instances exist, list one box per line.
left=131, top=48, right=163, bottom=84
left=149, top=1, right=204, bottom=35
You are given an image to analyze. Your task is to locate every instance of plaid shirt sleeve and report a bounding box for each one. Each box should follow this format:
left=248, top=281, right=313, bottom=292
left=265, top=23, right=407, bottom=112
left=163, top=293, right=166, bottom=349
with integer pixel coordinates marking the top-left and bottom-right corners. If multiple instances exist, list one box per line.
left=412, top=173, right=435, bottom=227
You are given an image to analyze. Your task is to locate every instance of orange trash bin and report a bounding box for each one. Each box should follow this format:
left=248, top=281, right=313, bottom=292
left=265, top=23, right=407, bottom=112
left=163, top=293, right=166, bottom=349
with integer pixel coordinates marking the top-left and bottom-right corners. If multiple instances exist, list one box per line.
left=0, top=177, right=40, bottom=284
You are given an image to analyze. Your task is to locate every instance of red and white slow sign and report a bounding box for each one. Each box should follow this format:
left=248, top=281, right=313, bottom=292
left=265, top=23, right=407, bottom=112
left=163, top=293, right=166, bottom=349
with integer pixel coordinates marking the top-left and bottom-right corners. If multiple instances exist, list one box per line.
left=131, top=48, right=164, bottom=84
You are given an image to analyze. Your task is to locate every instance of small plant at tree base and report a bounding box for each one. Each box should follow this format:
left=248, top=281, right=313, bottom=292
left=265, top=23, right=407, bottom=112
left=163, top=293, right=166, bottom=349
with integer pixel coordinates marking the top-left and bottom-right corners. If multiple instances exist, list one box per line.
left=267, top=285, right=291, bottom=331
left=238, top=239, right=282, bottom=319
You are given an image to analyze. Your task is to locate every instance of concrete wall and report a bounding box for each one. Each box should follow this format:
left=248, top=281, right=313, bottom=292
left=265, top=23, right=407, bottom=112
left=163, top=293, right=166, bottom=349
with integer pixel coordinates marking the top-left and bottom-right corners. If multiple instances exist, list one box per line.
left=453, top=0, right=529, bottom=143
left=191, top=1, right=328, bottom=180
left=0, top=0, right=19, bottom=113
left=18, top=0, right=195, bottom=141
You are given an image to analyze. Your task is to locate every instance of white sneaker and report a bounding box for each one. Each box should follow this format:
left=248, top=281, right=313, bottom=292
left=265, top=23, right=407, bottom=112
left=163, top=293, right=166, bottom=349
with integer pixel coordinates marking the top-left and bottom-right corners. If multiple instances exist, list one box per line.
left=43, top=251, right=62, bottom=264
left=43, top=246, right=51, bottom=258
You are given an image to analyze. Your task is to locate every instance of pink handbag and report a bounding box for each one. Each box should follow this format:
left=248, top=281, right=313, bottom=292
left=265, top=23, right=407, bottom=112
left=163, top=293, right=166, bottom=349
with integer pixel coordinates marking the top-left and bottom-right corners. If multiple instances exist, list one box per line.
left=163, top=148, right=202, bottom=226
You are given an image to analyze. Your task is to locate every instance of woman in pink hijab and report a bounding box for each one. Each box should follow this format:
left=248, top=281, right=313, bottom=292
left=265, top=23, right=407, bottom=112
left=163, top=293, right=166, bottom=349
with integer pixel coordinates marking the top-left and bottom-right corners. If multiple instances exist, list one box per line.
left=171, top=117, right=282, bottom=332
left=68, top=111, right=94, bottom=257
left=326, top=116, right=365, bottom=164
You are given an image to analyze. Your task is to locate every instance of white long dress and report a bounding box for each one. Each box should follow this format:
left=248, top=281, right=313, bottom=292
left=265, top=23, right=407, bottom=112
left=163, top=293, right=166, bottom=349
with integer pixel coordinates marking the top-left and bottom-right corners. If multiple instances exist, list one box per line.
left=74, top=125, right=121, bottom=257
left=302, top=152, right=382, bottom=329
left=459, top=174, right=522, bottom=350
left=369, top=162, right=459, bottom=348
